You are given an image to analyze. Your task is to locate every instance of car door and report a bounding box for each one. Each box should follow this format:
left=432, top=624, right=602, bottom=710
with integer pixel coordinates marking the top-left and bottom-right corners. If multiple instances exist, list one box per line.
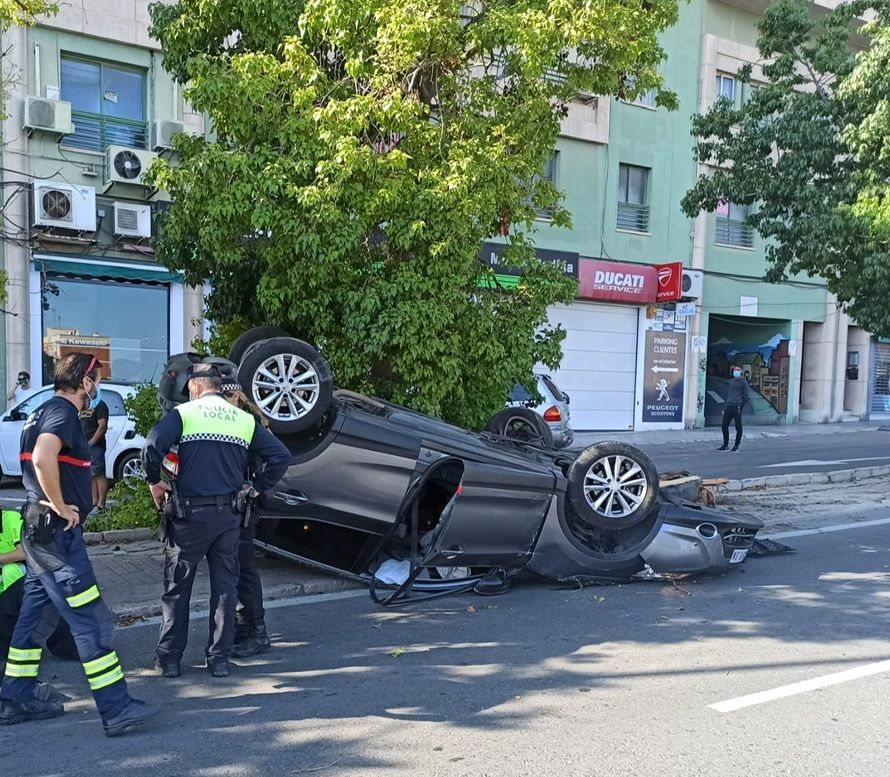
left=0, top=389, right=53, bottom=476
left=423, top=460, right=555, bottom=568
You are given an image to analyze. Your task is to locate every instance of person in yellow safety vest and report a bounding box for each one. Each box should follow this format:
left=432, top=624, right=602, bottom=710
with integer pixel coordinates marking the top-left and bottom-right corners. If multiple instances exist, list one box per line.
left=142, top=362, right=290, bottom=679
left=0, top=509, right=27, bottom=666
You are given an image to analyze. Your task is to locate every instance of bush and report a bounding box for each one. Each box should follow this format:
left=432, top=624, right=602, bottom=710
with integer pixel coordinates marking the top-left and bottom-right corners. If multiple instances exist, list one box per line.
left=87, top=478, right=159, bottom=533
left=124, top=382, right=162, bottom=438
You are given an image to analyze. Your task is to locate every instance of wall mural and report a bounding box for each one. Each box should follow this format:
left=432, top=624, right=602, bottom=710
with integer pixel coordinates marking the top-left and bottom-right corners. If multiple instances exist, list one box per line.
left=705, top=320, right=792, bottom=426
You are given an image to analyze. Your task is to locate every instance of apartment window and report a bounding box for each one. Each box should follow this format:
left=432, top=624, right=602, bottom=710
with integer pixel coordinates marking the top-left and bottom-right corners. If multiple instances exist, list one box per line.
left=634, top=90, right=656, bottom=108
left=716, top=73, right=736, bottom=103
left=715, top=201, right=754, bottom=248
left=617, top=164, right=650, bottom=232
left=60, top=57, right=148, bottom=152
left=528, top=152, right=558, bottom=220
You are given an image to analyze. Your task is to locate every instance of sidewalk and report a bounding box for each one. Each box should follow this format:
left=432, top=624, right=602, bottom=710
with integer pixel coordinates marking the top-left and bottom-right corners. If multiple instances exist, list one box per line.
left=573, top=420, right=887, bottom=448
left=90, top=538, right=360, bottom=621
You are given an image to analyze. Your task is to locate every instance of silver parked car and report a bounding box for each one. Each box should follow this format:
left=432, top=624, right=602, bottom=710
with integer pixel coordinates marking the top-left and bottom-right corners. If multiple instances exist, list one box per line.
left=502, top=373, right=574, bottom=448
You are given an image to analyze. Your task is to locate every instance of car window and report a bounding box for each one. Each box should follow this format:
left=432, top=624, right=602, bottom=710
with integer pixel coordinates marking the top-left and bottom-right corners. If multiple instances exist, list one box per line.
left=14, top=389, right=53, bottom=417
left=102, top=390, right=127, bottom=416
left=540, top=375, right=564, bottom=401
left=507, top=383, right=534, bottom=403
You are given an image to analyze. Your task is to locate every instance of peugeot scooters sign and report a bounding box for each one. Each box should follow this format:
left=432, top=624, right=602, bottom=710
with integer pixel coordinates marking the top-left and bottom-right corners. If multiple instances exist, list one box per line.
left=642, top=330, right=686, bottom=422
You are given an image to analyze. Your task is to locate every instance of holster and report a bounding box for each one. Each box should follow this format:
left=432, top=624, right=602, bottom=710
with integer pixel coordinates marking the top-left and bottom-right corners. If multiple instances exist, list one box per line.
left=158, top=497, right=176, bottom=543
left=21, top=502, right=66, bottom=573
left=23, top=502, right=58, bottom=545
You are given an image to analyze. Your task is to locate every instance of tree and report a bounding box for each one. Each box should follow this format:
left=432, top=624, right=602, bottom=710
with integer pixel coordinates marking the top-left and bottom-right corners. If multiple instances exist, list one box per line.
left=682, top=0, right=890, bottom=335
left=0, top=0, right=57, bottom=118
left=149, top=0, right=680, bottom=428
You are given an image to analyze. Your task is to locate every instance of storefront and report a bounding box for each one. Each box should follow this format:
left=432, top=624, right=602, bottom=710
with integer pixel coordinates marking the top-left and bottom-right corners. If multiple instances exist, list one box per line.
left=547, top=259, right=692, bottom=432
left=29, top=254, right=186, bottom=387
left=869, top=337, right=890, bottom=419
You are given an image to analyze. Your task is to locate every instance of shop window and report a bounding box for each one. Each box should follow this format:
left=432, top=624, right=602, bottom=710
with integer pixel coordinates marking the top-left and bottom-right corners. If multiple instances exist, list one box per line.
left=60, top=57, right=148, bottom=152
left=715, top=200, right=754, bottom=248
left=716, top=73, right=736, bottom=104
left=617, top=164, right=650, bottom=232
left=41, top=276, right=169, bottom=385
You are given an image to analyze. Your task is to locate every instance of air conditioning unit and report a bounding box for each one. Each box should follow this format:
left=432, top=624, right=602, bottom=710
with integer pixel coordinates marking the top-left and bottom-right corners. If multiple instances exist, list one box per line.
left=24, top=96, right=74, bottom=136
left=681, top=269, right=704, bottom=299
left=104, top=145, right=158, bottom=189
left=113, top=201, right=152, bottom=238
left=152, top=119, right=187, bottom=151
left=32, top=181, right=96, bottom=232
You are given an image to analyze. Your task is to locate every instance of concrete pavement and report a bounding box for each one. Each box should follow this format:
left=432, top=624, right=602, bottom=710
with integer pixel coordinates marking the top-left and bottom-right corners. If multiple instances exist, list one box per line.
left=8, top=517, right=890, bottom=777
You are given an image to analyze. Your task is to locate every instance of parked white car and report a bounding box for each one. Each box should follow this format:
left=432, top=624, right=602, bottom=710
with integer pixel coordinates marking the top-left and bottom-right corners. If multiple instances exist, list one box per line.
left=0, top=382, right=145, bottom=481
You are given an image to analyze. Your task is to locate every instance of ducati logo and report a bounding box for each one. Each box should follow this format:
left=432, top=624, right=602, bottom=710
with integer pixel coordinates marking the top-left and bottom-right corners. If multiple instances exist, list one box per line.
left=658, top=266, right=673, bottom=287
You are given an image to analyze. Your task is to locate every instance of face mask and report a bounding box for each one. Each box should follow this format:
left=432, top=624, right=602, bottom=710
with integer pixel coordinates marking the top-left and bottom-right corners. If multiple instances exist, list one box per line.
left=732, top=370, right=742, bottom=379
left=84, top=378, right=101, bottom=410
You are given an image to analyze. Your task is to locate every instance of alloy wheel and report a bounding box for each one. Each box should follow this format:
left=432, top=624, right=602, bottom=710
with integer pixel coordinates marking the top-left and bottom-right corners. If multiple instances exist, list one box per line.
left=252, top=353, right=321, bottom=421
left=582, top=454, right=649, bottom=520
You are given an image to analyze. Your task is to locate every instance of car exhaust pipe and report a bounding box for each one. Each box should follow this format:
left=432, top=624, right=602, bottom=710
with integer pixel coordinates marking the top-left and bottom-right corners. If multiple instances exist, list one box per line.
left=696, top=523, right=719, bottom=540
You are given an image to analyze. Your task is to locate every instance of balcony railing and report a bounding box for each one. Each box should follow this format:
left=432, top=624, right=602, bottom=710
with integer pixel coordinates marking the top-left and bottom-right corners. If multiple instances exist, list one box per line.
left=715, top=216, right=754, bottom=248
left=62, top=111, right=149, bottom=153
left=616, top=202, right=650, bottom=232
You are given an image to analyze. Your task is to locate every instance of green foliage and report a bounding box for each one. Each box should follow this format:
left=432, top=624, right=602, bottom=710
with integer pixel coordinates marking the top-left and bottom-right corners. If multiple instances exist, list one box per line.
left=0, top=0, right=57, bottom=28
left=87, top=478, right=158, bottom=533
left=0, top=1, right=57, bottom=120
left=0, top=269, right=7, bottom=304
left=683, top=0, right=890, bottom=335
left=148, top=0, right=680, bottom=428
left=124, top=382, right=162, bottom=438
left=190, top=316, right=249, bottom=358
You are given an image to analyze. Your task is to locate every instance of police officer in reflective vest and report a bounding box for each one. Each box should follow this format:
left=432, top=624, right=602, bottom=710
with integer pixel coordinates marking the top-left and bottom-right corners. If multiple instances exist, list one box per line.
left=0, top=353, right=160, bottom=736
left=142, top=363, right=290, bottom=678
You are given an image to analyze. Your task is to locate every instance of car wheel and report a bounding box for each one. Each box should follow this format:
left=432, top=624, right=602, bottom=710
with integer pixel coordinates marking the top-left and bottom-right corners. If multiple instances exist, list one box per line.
left=566, top=442, right=658, bottom=530
left=228, top=326, right=291, bottom=366
left=237, top=337, right=334, bottom=435
left=485, top=408, right=554, bottom=448
left=115, top=450, right=145, bottom=482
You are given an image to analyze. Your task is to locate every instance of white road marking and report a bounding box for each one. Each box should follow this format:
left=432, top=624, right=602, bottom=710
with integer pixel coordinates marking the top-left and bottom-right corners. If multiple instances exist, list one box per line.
left=120, top=588, right=368, bottom=629
left=759, top=456, right=890, bottom=469
left=710, top=659, right=890, bottom=712
left=764, top=516, right=890, bottom=540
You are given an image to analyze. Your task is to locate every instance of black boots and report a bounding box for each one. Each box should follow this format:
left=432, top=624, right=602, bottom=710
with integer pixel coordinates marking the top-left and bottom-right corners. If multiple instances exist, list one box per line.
left=231, top=623, right=271, bottom=658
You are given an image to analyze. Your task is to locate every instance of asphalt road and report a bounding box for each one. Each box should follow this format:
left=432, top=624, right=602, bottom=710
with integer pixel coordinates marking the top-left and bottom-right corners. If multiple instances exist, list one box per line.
left=6, top=514, right=890, bottom=777
left=638, top=428, right=890, bottom=480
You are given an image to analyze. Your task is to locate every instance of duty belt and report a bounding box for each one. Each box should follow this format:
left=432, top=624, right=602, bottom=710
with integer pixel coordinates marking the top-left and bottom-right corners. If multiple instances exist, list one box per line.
left=182, top=494, right=236, bottom=509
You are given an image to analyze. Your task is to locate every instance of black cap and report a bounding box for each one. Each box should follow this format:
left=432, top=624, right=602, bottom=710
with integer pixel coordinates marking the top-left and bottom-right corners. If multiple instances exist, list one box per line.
left=185, top=363, right=223, bottom=382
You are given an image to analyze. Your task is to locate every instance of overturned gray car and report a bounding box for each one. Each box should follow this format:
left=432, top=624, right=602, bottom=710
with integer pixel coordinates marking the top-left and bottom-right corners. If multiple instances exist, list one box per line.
left=161, top=330, right=763, bottom=604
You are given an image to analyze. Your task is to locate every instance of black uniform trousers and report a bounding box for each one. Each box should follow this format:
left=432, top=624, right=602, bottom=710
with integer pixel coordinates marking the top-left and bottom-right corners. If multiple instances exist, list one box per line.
left=236, top=524, right=264, bottom=629
left=157, top=500, right=241, bottom=664
left=722, top=403, right=744, bottom=447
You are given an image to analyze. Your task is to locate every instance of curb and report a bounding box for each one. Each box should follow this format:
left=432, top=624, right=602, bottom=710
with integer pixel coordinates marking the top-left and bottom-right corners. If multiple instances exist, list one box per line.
left=112, top=576, right=362, bottom=622
left=84, top=528, right=153, bottom=544
left=720, top=464, right=890, bottom=493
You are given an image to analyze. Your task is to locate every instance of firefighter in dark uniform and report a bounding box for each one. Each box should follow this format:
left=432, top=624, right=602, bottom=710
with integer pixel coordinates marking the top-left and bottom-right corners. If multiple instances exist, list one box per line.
left=142, top=363, right=290, bottom=678
left=0, top=353, right=160, bottom=736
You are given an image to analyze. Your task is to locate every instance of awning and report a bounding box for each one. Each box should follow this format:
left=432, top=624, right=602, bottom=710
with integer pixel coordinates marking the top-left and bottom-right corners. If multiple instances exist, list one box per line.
left=33, top=255, right=184, bottom=284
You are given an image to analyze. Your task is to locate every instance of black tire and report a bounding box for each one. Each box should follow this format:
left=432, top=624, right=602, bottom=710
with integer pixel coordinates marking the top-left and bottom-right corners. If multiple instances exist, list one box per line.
left=237, top=337, right=334, bottom=434
left=566, top=441, right=659, bottom=530
left=485, top=408, right=554, bottom=448
left=228, top=326, right=291, bottom=366
left=114, top=450, right=145, bottom=482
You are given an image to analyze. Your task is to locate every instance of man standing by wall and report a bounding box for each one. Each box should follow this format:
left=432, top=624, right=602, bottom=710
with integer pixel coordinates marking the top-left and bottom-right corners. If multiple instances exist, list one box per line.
left=142, top=363, right=290, bottom=679
left=0, top=353, right=160, bottom=735
left=719, top=364, right=750, bottom=453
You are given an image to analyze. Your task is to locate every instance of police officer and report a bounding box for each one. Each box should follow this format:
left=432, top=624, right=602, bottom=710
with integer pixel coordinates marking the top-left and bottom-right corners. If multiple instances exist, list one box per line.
left=143, top=363, right=290, bottom=678
left=0, top=353, right=160, bottom=736
left=220, top=380, right=271, bottom=658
